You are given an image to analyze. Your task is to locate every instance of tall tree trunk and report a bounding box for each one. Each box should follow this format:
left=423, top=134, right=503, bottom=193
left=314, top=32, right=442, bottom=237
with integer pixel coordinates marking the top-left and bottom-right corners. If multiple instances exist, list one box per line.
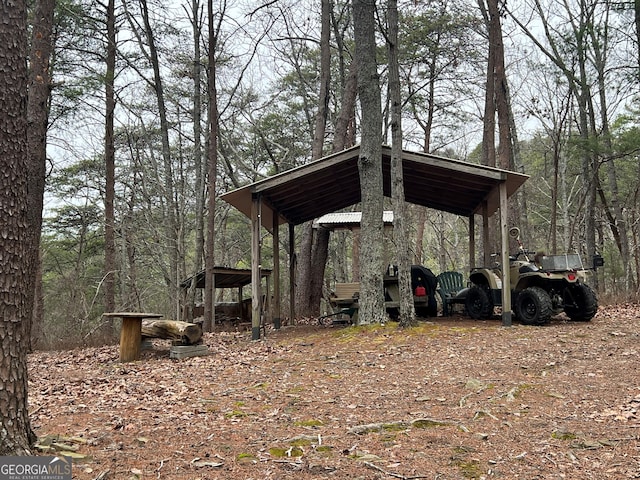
left=478, top=0, right=500, bottom=257
left=186, top=0, right=206, bottom=321
left=636, top=0, right=640, bottom=77
left=140, top=0, right=179, bottom=317
left=104, top=0, right=117, bottom=326
left=203, top=0, right=219, bottom=332
left=26, top=0, right=55, bottom=349
left=575, top=7, right=598, bottom=288
left=353, top=0, right=385, bottom=325
left=478, top=0, right=496, bottom=169
left=295, top=0, right=331, bottom=318
left=0, top=0, right=37, bottom=454
left=333, top=61, right=357, bottom=153
left=488, top=0, right=519, bottom=237
left=387, top=0, right=415, bottom=327
left=590, top=18, right=634, bottom=290
left=412, top=28, right=441, bottom=267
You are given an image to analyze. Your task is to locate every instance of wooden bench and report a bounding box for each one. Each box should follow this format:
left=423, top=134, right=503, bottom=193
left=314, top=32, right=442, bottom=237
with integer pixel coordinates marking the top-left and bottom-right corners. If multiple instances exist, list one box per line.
left=103, top=312, right=163, bottom=362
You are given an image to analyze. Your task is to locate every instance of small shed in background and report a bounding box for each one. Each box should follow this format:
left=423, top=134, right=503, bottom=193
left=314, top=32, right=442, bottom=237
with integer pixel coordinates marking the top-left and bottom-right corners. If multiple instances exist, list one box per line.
left=180, top=267, right=271, bottom=326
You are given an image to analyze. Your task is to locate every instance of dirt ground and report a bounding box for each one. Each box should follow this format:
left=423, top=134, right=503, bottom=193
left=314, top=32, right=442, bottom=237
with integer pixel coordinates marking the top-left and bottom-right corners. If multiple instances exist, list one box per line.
left=29, top=304, right=640, bottom=479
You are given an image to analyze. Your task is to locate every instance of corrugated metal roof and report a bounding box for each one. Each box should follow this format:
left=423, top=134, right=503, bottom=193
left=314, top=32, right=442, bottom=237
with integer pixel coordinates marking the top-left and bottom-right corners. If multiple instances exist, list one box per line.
left=313, top=211, right=394, bottom=229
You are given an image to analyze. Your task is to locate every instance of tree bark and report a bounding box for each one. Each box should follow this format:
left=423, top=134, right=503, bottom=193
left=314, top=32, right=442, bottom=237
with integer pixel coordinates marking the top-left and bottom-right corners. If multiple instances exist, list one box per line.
left=590, top=20, right=634, bottom=290
left=387, top=0, right=415, bottom=327
left=104, top=0, right=117, bottom=324
left=204, top=0, right=219, bottom=331
left=186, top=0, right=206, bottom=321
left=353, top=0, right=386, bottom=325
left=27, top=0, right=55, bottom=349
left=139, top=0, right=180, bottom=317
left=0, top=0, right=36, bottom=454
left=295, top=0, right=332, bottom=318
left=141, top=319, right=203, bottom=344
left=478, top=0, right=496, bottom=169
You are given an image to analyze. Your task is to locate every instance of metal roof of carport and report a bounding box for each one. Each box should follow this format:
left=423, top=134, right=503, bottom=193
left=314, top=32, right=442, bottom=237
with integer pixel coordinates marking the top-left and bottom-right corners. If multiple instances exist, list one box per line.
left=220, top=144, right=529, bottom=229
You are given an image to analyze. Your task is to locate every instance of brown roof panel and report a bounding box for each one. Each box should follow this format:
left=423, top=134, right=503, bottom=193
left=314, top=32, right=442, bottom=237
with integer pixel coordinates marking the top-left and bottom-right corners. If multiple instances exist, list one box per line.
left=220, top=145, right=528, bottom=228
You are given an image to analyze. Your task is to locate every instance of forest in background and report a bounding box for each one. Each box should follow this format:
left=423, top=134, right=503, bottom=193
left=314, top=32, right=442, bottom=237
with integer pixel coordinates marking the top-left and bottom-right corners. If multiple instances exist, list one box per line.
left=36, top=0, right=640, bottom=348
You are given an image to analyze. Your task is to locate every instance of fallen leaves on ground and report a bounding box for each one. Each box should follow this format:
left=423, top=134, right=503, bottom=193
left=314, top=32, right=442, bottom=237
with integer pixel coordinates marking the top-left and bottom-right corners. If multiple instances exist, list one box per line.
left=29, top=304, right=640, bottom=479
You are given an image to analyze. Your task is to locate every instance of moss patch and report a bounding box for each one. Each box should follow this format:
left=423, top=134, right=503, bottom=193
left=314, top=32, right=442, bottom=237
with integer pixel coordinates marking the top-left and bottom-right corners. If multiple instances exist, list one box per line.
left=268, top=446, right=304, bottom=458
left=412, top=418, right=450, bottom=429
left=551, top=430, right=577, bottom=441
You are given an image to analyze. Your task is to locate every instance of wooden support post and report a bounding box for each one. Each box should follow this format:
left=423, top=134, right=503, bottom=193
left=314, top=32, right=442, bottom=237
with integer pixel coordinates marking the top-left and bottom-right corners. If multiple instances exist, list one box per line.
left=482, top=202, right=490, bottom=267
left=251, top=194, right=262, bottom=340
left=289, top=223, right=296, bottom=323
left=499, top=181, right=512, bottom=327
left=273, top=212, right=281, bottom=329
left=469, top=215, right=475, bottom=270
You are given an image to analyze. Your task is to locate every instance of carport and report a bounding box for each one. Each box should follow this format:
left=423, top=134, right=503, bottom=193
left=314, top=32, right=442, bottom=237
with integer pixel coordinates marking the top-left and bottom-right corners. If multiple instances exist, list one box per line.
left=221, top=144, right=529, bottom=339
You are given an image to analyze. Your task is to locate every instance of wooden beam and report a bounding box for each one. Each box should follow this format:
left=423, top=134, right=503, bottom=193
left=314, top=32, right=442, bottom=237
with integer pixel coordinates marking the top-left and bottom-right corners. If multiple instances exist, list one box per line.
left=289, top=223, right=295, bottom=323
left=251, top=194, right=262, bottom=340
left=482, top=202, right=490, bottom=267
left=273, top=212, right=281, bottom=329
left=469, top=215, right=475, bottom=270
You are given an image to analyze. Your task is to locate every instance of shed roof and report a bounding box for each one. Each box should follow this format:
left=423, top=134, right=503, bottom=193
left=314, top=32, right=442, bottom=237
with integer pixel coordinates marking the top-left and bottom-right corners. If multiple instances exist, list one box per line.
left=313, top=211, right=394, bottom=229
left=180, top=267, right=271, bottom=290
left=221, top=145, right=528, bottom=228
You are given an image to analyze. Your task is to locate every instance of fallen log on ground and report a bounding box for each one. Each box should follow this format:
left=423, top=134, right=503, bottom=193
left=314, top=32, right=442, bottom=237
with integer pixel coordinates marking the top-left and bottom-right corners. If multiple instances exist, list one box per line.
left=141, top=319, right=202, bottom=345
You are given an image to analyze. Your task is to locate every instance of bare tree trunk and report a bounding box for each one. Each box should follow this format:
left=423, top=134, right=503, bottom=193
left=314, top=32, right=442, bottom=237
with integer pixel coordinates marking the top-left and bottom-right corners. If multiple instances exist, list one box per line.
left=295, top=0, right=332, bottom=318
left=636, top=0, right=640, bottom=77
left=186, top=0, right=206, bottom=321
left=353, top=0, right=385, bottom=325
left=139, top=0, right=179, bottom=316
left=0, top=0, right=37, bottom=453
left=478, top=0, right=496, bottom=169
left=387, top=0, right=415, bottom=327
left=590, top=22, right=634, bottom=291
left=26, top=0, right=55, bottom=349
left=333, top=61, right=358, bottom=153
left=203, top=0, right=219, bottom=332
left=313, top=0, right=331, bottom=160
left=104, top=0, right=117, bottom=327
left=479, top=0, right=504, bottom=254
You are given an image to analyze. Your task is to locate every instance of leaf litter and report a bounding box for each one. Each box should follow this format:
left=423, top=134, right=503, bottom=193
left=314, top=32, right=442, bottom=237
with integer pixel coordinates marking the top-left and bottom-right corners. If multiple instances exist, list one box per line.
left=29, top=305, right=640, bottom=479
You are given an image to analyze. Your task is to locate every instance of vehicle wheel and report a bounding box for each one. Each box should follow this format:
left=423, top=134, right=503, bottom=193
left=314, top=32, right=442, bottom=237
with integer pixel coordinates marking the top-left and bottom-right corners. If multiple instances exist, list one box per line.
left=563, top=283, right=598, bottom=321
left=515, top=286, right=552, bottom=325
left=465, top=285, right=492, bottom=319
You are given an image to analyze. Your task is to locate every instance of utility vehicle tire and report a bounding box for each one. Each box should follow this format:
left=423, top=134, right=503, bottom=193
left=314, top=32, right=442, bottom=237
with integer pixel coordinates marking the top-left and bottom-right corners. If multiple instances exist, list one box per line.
left=515, top=286, right=552, bottom=325
left=465, top=285, right=492, bottom=319
left=563, top=283, right=598, bottom=321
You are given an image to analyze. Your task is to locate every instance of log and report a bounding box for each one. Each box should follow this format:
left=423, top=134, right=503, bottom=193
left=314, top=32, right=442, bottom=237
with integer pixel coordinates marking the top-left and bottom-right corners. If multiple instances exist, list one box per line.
left=141, top=319, right=202, bottom=345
